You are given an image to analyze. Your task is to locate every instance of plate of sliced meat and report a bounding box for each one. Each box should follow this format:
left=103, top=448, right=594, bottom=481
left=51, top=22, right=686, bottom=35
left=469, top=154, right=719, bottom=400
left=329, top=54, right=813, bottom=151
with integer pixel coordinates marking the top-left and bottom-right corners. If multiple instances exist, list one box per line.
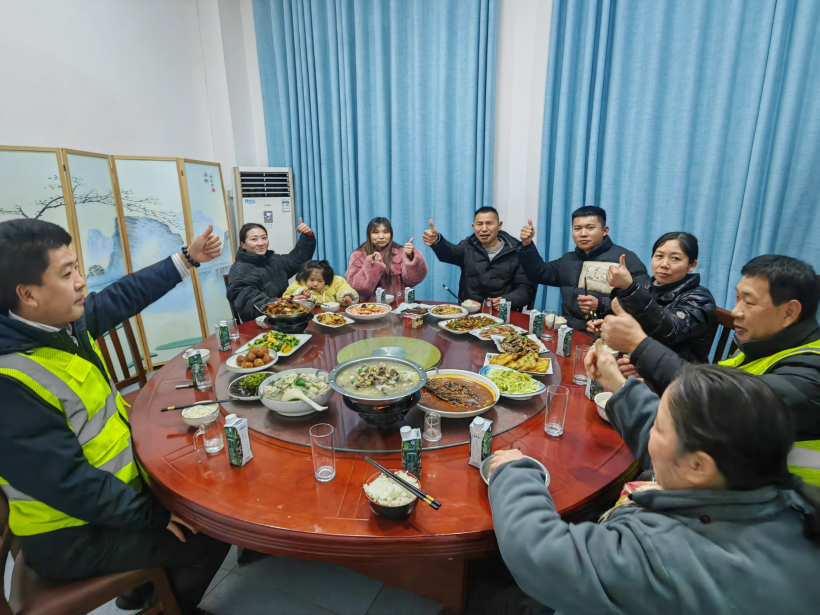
left=417, top=369, right=500, bottom=418
left=469, top=323, right=527, bottom=340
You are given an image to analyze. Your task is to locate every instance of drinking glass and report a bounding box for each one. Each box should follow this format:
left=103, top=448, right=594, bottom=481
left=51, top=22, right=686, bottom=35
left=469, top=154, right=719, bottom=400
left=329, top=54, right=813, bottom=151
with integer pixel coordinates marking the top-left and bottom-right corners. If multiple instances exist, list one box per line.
left=228, top=318, right=240, bottom=341
left=310, top=423, right=336, bottom=482
left=194, top=417, right=224, bottom=454
left=423, top=411, right=442, bottom=442
left=482, top=299, right=494, bottom=315
left=542, top=309, right=557, bottom=342
left=394, top=290, right=403, bottom=307
left=545, top=385, right=569, bottom=437
left=193, top=364, right=212, bottom=391
left=573, top=345, right=591, bottom=385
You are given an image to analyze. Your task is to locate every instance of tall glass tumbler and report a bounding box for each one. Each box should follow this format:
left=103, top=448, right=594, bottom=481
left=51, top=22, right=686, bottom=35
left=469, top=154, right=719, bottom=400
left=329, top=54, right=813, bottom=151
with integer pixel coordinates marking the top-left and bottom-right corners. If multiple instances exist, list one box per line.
left=545, top=385, right=569, bottom=437
left=482, top=299, right=494, bottom=315
left=542, top=309, right=557, bottom=342
left=573, top=345, right=591, bottom=385
left=310, top=423, right=336, bottom=482
left=228, top=318, right=240, bottom=341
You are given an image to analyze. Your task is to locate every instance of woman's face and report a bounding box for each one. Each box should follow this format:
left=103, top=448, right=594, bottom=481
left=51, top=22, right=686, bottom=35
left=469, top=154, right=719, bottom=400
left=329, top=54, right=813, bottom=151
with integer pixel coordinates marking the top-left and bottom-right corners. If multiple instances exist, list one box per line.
left=652, top=239, right=695, bottom=285
left=241, top=228, right=269, bottom=255
left=370, top=224, right=392, bottom=250
left=304, top=270, right=326, bottom=293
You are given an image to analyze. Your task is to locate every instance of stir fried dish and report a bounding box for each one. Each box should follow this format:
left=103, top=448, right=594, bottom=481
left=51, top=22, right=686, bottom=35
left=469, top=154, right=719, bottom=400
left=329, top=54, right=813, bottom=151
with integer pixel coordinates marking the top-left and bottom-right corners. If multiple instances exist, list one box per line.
left=477, top=324, right=519, bottom=339
left=499, top=333, right=542, bottom=354
left=490, top=352, right=550, bottom=374
left=444, top=315, right=498, bottom=331
left=316, top=313, right=347, bottom=326
left=264, top=298, right=308, bottom=315
left=229, top=372, right=270, bottom=397
left=431, top=305, right=464, bottom=315
left=235, top=346, right=274, bottom=369
left=248, top=331, right=301, bottom=354
left=337, top=361, right=420, bottom=397
left=348, top=303, right=390, bottom=315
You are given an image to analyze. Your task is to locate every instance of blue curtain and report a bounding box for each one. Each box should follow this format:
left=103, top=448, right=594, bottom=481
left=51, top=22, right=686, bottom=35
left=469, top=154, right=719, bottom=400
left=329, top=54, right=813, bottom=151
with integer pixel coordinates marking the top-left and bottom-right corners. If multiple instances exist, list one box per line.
left=535, top=0, right=820, bottom=312
left=253, top=0, right=498, bottom=301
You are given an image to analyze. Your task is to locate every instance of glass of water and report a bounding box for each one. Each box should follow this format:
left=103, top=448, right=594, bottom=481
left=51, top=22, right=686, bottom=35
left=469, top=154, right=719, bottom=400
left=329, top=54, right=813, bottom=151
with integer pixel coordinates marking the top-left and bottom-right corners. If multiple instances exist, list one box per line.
left=573, top=345, right=591, bottom=385
left=228, top=318, right=240, bottom=341
left=423, top=411, right=442, bottom=442
left=310, top=423, right=336, bottom=482
left=545, top=385, right=569, bottom=437
left=542, top=309, right=557, bottom=342
left=482, top=299, right=494, bottom=315
left=193, top=364, right=212, bottom=391
left=194, top=417, right=224, bottom=454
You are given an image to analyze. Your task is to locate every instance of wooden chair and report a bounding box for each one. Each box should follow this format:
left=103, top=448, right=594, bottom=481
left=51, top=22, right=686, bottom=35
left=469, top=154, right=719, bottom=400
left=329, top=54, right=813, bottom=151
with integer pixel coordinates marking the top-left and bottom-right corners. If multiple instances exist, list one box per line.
left=95, top=319, right=147, bottom=407
left=1, top=491, right=180, bottom=615
left=223, top=273, right=242, bottom=324
left=712, top=307, right=739, bottom=363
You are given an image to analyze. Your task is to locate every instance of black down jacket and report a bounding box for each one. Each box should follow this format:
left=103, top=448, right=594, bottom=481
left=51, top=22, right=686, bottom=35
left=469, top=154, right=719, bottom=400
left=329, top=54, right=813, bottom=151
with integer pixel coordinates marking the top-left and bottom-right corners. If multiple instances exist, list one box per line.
left=516, top=236, right=650, bottom=331
left=227, top=233, right=316, bottom=322
left=614, top=273, right=717, bottom=364
left=430, top=230, right=536, bottom=311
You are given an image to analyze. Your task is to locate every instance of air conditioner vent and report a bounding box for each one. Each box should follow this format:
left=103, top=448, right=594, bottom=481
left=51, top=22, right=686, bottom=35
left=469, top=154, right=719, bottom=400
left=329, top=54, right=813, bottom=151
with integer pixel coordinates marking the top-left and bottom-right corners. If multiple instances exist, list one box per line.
left=239, top=171, right=290, bottom=197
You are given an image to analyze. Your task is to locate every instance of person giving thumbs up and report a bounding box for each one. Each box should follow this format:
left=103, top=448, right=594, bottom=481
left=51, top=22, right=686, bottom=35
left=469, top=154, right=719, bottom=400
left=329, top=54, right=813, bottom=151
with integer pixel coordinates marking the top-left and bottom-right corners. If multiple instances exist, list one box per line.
left=422, top=220, right=440, bottom=246
left=607, top=254, right=633, bottom=290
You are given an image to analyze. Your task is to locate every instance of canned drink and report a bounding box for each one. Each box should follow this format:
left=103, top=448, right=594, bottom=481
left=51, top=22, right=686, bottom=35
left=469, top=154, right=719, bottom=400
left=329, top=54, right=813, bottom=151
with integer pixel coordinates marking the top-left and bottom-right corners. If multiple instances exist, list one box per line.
left=216, top=321, right=231, bottom=351
left=405, top=287, right=415, bottom=304
left=187, top=349, right=202, bottom=385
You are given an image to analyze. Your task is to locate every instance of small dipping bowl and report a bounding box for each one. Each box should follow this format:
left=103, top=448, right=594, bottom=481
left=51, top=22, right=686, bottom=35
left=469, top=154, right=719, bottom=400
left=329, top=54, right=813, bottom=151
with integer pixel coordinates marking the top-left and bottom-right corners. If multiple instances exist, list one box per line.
left=363, top=470, right=419, bottom=520
left=385, top=294, right=395, bottom=304
left=181, top=404, right=219, bottom=429
left=595, top=392, right=613, bottom=423
left=320, top=302, right=340, bottom=313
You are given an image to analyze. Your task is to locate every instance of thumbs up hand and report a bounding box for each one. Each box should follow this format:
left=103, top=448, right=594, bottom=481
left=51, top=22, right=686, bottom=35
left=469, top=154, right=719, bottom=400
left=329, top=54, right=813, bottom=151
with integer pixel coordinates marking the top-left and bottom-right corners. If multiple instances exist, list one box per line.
left=607, top=253, right=633, bottom=290
left=422, top=220, right=440, bottom=246
left=404, top=237, right=415, bottom=259
left=296, top=217, right=314, bottom=236
left=188, top=224, right=222, bottom=263
left=600, top=298, right=647, bottom=354
left=520, top=219, right=535, bottom=246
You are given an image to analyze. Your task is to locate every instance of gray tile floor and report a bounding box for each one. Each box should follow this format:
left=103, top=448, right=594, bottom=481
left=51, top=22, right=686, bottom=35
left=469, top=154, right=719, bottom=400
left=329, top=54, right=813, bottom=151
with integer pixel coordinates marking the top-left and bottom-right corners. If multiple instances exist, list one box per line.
left=5, top=546, right=443, bottom=615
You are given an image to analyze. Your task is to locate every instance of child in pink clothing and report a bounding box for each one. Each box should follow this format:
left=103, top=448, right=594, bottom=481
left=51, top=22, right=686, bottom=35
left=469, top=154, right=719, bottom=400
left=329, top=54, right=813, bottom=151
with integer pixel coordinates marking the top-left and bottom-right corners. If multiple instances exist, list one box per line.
left=346, top=217, right=428, bottom=302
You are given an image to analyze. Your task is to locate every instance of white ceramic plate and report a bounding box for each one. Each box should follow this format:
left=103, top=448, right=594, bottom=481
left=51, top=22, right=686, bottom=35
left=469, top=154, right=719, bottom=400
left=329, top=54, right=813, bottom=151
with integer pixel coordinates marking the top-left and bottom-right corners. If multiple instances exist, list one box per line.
left=417, top=369, right=500, bottom=418
left=468, top=323, right=526, bottom=341
left=437, top=315, right=503, bottom=335
left=391, top=302, right=430, bottom=316
left=345, top=303, right=393, bottom=321
left=479, top=365, right=546, bottom=401
left=428, top=305, right=468, bottom=320
left=225, top=351, right=279, bottom=374
left=483, top=353, right=553, bottom=376
left=238, top=331, right=312, bottom=358
left=491, top=333, right=548, bottom=355
left=313, top=313, right=355, bottom=328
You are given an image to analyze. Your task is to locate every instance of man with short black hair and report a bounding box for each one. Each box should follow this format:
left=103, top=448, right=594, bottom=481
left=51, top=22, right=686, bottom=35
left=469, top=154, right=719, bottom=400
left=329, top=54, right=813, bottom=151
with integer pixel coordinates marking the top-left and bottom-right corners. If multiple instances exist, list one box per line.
left=0, top=218, right=229, bottom=615
left=423, top=206, right=535, bottom=311
left=517, top=206, right=650, bottom=330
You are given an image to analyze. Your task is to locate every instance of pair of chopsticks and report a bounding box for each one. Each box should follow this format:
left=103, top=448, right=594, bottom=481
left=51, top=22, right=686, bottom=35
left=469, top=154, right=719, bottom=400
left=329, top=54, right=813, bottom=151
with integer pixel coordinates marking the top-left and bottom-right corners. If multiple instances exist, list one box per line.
left=442, top=284, right=460, bottom=302
left=582, top=275, right=601, bottom=339
left=161, top=399, right=231, bottom=412
left=364, top=456, right=441, bottom=510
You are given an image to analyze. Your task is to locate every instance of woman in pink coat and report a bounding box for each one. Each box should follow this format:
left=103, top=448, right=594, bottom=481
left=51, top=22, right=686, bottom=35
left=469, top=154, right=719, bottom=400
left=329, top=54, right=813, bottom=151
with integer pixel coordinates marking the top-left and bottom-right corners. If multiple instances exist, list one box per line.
left=346, top=217, right=428, bottom=302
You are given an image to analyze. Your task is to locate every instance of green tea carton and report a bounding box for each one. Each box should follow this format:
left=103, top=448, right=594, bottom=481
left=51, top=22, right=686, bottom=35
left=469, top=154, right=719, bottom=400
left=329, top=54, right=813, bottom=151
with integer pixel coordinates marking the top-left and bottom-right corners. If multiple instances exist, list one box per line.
left=400, top=426, right=422, bottom=478
left=224, top=414, right=253, bottom=466
left=556, top=325, right=573, bottom=357
left=585, top=376, right=605, bottom=400
left=469, top=417, right=493, bottom=469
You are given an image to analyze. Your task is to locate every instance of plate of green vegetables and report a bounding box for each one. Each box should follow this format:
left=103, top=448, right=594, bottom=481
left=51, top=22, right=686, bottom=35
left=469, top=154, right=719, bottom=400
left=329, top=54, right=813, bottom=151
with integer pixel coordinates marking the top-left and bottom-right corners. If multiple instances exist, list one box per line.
left=479, top=365, right=546, bottom=401
left=228, top=372, right=273, bottom=401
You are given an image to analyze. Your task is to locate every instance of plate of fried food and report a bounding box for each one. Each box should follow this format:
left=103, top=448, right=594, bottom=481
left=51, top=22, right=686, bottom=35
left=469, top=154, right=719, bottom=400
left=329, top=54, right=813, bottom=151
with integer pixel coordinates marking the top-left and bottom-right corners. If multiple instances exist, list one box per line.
left=429, top=304, right=468, bottom=320
left=491, top=333, right=548, bottom=355
left=226, top=345, right=279, bottom=373
left=345, top=303, right=392, bottom=321
left=469, top=323, right=527, bottom=340
left=438, top=314, right=502, bottom=334
left=313, top=312, right=354, bottom=328
left=484, top=352, right=552, bottom=375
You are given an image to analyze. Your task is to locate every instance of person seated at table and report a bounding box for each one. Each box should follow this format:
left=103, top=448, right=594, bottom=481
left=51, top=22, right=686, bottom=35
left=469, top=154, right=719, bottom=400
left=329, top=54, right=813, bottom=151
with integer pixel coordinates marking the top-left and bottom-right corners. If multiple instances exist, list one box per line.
left=517, top=207, right=650, bottom=331
left=227, top=218, right=316, bottom=322
left=346, top=217, right=428, bottom=302
left=423, top=207, right=535, bottom=311
left=600, top=255, right=820, bottom=464
left=0, top=218, right=229, bottom=615
left=586, top=231, right=716, bottom=364
left=283, top=259, right=359, bottom=306
left=483, top=355, right=820, bottom=615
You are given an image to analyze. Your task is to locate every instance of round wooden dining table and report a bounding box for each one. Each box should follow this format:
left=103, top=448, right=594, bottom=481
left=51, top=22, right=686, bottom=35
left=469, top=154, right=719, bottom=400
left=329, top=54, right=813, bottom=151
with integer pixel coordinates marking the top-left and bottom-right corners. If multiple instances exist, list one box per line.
left=130, top=304, right=637, bottom=609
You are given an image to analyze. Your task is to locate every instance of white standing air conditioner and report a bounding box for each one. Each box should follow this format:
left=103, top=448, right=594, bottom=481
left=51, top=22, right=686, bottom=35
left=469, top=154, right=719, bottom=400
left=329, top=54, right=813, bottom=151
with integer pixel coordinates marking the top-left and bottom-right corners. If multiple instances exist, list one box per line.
left=234, top=167, right=295, bottom=255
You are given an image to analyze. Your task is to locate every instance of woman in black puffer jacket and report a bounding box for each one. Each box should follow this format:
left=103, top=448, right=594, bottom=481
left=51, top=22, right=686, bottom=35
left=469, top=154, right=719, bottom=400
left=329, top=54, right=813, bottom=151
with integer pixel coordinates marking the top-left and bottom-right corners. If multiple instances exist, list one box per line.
left=591, top=232, right=717, bottom=364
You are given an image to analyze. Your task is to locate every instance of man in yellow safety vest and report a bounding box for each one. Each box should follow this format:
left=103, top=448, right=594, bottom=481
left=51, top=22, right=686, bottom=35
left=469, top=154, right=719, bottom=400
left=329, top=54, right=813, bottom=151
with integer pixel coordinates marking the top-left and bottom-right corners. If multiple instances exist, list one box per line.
left=599, top=255, right=820, bottom=486
left=0, top=218, right=229, bottom=615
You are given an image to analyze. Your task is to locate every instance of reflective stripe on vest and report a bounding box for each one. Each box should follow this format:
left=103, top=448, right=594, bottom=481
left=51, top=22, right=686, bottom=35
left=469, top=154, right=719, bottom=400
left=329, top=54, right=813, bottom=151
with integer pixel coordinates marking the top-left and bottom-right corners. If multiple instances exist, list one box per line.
left=720, top=340, right=820, bottom=487
left=0, top=334, right=140, bottom=536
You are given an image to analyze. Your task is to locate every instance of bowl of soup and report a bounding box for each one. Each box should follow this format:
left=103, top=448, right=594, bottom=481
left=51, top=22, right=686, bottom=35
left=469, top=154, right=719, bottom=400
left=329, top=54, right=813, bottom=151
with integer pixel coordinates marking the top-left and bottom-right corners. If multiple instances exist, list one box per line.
left=417, top=369, right=499, bottom=418
left=328, top=357, right=427, bottom=407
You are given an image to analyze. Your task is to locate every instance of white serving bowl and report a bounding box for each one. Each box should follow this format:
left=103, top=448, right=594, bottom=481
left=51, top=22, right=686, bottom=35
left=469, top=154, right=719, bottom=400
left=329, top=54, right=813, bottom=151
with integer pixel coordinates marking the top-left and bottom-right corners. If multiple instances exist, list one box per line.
left=345, top=303, right=392, bottom=321
left=385, top=294, right=395, bottom=304
left=259, top=368, right=333, bottom=417
left=595, top=392, right=613, bottom=422
left=181, top=404, right=219, bottom=429
left=429, top=305, right=468, bottom=320
left=320, top=302, right=340, bottom=313
left=182, top=348, right=211, bottom=364
left=461, top=301, right=481, bottom=314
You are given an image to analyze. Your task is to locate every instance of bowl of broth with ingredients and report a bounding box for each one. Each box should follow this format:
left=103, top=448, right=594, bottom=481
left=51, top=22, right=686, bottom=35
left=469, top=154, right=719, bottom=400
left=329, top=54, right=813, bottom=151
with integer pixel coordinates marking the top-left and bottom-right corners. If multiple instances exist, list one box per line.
left=417, top=369, right=499, bottom=418
left=328, top=357, right=427, bottom=406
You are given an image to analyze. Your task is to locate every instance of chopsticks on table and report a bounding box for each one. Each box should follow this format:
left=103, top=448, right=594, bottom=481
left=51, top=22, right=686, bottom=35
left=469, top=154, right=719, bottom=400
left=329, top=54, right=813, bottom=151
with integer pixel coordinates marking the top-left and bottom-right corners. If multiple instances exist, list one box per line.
left=364, top=456, right=441, bottom=510
left=161, top=400, right=231, bottom=412
left=442, top=284, right=460, bottom=302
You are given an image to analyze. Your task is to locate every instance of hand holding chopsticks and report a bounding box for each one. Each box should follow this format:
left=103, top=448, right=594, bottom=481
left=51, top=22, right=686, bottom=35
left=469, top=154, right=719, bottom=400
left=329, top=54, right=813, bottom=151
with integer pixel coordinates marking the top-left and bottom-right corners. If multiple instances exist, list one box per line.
left=364, top=457, right=441, bottom=510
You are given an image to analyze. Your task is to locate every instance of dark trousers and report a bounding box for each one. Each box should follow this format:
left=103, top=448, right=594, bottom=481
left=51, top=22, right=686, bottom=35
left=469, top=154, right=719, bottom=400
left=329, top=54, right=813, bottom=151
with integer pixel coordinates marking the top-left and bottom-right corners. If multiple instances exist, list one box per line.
left=19, top=524, right=230, bottom=615
left=466, top=555, right=554, bottom=615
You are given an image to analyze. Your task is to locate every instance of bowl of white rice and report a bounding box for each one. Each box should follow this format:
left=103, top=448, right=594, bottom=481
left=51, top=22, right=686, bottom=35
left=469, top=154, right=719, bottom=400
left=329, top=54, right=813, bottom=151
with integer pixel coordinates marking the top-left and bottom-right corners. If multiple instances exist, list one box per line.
left=180, top=403, right=220, bottom=428
left=363, top=470, right=420, bottom=520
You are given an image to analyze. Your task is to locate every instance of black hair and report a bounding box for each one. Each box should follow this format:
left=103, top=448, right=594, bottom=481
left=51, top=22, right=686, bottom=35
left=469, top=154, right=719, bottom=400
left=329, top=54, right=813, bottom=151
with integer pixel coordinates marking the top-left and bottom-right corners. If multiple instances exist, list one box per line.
left=357, top=217, right=399, bottom=284
left=474, top=206, right=500, bottom=221
left=0, top=219, right=74, bottom=313
left=652, top=232, right=699, bottom=263
left=740, top=255, right=819, bottom=322
left=668, top=364, right=820, bottom=545
left=295, top=260, right=334, bottom=286
left=571, top=206, right=606, bottom=227
left=239, top=223, right=267, bottom=246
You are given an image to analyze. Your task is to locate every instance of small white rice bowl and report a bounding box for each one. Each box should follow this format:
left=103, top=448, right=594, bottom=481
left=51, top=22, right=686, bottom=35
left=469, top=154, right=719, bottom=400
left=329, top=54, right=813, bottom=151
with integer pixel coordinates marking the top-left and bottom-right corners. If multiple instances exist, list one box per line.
left=595, top=392, right=612, bottom=423
left=320, top=302, right=340, bottom=312
left=181, top=403, right=219, bottom=428
left=364, top=471, right=419, bottom=507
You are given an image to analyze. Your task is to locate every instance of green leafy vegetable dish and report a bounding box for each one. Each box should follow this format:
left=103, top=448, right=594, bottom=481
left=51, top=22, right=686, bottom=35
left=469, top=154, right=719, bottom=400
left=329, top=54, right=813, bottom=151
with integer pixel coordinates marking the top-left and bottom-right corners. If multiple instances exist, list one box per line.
left=484, top=368, right=542, bottom=394
left=229, top=372, right=269, bottom=397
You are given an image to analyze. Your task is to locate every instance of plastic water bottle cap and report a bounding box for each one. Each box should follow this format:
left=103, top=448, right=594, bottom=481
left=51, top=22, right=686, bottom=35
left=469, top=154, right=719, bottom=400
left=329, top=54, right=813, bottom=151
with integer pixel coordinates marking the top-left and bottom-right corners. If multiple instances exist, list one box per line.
left=224, top=414, right=237, bottom=425
left=473, top=417, right=485, bottom=427
left=400, top=426, right=411, bottom=435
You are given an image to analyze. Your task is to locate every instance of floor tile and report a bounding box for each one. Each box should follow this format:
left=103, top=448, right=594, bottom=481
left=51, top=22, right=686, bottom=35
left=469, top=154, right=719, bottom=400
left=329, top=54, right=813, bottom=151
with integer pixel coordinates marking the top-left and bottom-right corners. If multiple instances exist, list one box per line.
left=220, top=544, right=239, bottom=571
left=205, top=566, right=231, bottom=597
left=366, top=584, right=443, bottom=615
left=232, top=555, right=383, bottom=615
left=200, top=570, right=337, bottom=615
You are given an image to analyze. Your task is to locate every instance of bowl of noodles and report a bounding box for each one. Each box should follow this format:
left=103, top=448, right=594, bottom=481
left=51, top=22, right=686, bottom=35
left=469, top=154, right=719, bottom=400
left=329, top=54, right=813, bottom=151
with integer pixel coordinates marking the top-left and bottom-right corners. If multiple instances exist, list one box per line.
left=479, top=365, right=546, bottom=401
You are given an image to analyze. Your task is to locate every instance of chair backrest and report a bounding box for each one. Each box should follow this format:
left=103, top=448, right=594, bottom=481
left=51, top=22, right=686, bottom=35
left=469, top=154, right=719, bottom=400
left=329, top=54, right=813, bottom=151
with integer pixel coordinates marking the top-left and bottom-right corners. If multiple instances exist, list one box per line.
left=95, top=320, right=147, bottom=391
left=224, top=273, right=242, bottom=324
left=712, top=307, right=738, bottom=364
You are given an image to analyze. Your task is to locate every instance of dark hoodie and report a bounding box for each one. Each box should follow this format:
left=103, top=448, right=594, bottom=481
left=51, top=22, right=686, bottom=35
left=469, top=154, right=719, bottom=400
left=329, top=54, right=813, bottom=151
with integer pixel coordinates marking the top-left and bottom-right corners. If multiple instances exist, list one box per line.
left=0, top=257, right=183, bottom=536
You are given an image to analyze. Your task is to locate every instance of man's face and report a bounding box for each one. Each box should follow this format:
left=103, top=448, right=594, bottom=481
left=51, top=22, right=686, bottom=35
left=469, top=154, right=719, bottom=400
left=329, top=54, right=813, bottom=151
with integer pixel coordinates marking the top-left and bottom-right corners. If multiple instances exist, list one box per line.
left=19, top=245, right=87, bottom=326
left=571, top=216, right=608, bottom=253
left=472, top=213, right=501, bottom=246
left=731, top=275, right=800, bottom=342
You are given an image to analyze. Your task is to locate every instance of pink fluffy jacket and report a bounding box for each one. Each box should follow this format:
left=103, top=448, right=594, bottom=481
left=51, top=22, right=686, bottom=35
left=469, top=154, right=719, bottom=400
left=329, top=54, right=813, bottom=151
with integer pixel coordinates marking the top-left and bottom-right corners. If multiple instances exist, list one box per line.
left=345, top=245, right=428, bottom=301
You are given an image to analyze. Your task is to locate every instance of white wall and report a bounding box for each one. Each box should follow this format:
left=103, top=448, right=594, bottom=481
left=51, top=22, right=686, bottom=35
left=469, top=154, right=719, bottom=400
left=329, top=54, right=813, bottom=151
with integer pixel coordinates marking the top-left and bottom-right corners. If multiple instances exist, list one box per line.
left=493, top=0, right=552, bottom=240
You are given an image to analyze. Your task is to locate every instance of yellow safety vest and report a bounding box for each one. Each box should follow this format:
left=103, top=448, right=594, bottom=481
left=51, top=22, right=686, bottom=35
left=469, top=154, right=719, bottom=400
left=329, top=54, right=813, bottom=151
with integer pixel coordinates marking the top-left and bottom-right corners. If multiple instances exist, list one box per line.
left=0, top=334, right=140, bottom=536
left=721, top=339, right=820, bottom=487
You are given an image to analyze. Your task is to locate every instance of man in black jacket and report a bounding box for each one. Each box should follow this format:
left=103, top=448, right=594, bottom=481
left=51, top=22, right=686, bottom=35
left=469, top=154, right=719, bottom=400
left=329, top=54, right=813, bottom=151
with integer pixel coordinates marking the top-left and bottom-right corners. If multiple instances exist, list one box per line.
left=600, top=255, right=820, bottom=443
left=517, top=206, right=650, bottom=331
left=422, top=207, right=535, bottom=311
left=0, top=219, right=229, bottom=615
